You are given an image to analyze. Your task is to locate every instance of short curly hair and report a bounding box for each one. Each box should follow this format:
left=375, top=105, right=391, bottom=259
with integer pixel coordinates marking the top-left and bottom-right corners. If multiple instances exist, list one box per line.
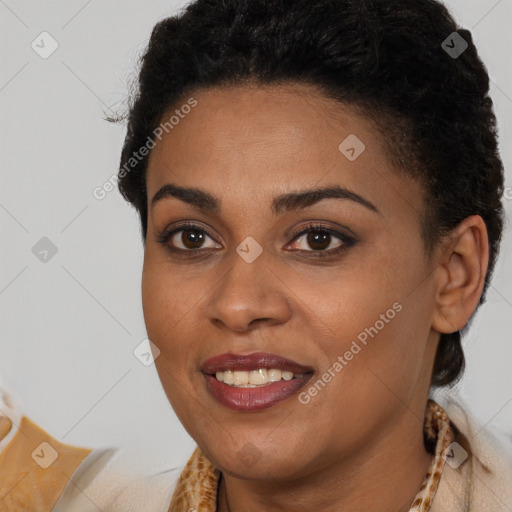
left=112, top=0, right=505, bottom=388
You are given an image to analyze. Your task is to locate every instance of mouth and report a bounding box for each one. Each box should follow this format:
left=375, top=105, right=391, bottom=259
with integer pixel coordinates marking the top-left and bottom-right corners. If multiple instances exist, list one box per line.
left=201, top=351, right=314, bottom=411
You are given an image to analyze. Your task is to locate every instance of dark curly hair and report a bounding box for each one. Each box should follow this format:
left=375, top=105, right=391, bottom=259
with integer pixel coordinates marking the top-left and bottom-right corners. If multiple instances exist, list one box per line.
left=111, top=0, right=505, bottom=388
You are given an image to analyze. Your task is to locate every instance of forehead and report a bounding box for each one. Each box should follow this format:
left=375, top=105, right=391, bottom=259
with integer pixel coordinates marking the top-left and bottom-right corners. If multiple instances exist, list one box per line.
left=145, top=83, right=423, bottom=222
left=148, top=83, right=378, bottom=169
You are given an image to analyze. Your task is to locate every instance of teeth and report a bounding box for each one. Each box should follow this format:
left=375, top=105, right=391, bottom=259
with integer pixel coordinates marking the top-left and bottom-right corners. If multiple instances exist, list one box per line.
left=225, top=371, right=235, bottom=385
left=214, top=368, right=302, bottom=387
left=249, top=368, right=267, bottom=385
left=233, top=370, right=249, bottom=386
left=268, top=369, right=282, bottom=382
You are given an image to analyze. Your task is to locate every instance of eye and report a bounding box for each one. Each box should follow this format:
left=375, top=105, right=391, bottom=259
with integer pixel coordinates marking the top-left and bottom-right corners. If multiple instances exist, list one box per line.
left=156, top=222, right=220, bottom=254
left=286, top=222, right=356, bottom=258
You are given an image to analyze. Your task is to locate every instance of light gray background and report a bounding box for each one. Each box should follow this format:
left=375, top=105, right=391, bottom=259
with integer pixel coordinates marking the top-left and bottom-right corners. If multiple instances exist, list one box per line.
left=0, top=0, right=511, bottom=465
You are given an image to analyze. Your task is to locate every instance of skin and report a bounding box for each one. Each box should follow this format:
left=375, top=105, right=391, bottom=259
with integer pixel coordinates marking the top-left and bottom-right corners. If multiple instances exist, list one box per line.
left=141, top=83, right=489, bottom=512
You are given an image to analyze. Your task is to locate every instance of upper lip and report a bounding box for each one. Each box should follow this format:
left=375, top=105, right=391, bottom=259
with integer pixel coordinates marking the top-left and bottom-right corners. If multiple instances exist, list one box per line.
left=201, top=351, right=314, bottom=375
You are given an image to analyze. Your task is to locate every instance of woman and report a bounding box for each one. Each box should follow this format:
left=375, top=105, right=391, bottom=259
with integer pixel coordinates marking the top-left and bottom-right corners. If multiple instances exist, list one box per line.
left=1, top=0, right=511, bottom=510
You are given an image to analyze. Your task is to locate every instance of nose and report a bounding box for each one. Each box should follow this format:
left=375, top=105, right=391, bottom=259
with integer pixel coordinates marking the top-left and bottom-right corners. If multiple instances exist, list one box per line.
left=204, top=252, right=292, bottom=333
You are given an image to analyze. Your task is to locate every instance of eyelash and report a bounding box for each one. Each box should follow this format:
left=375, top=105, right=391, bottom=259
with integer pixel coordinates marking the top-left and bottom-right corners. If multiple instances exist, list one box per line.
left=155, top=221, right=357, bottom=259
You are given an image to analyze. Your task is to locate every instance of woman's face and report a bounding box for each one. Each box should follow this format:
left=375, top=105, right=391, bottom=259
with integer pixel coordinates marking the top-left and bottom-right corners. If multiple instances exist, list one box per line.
left=142, top=83, right=440, bottom=479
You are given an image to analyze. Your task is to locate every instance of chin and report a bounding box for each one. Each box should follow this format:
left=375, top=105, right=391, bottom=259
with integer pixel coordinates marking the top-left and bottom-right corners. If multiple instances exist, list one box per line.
left=196, top=427, right=319, bottom=481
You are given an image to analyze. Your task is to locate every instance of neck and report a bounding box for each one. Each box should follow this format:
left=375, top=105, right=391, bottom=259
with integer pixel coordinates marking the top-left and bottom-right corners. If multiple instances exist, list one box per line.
left=217, top=405, right=433, bottom=512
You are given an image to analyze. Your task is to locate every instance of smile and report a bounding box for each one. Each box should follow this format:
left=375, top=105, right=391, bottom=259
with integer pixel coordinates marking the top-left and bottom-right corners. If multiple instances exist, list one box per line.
left=201, top=352, right=314, bottom=411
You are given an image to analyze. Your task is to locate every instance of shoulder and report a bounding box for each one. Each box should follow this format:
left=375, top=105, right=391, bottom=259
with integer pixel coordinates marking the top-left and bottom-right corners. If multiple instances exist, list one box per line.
left=0, top=387, right=185, bottom=511
left=54, top=443, right=183, bottom=511
left=431, top=394, right=512, bottom=512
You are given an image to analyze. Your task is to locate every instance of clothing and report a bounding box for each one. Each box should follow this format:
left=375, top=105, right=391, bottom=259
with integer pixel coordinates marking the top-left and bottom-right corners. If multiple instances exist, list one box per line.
left=0, top=387, right=511, bottom=511
left=0, top=389, right=181, bottom=511
left=429, top=396, right=512, bottom=511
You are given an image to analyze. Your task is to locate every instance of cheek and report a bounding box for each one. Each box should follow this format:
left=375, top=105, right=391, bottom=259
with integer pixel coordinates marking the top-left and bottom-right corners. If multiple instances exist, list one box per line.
left=141, top=262, right=205, bottom=422
left=141, top=263, right=168, bottom=342
left=291, top=284, right=429, bottom=453
left=141, top=259, right=192, bottom=363
left=290, top=259, right=430, bottom=397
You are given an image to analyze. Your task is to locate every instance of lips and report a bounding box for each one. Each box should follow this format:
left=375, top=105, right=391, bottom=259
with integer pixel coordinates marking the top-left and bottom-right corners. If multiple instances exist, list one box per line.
left=201, top=351, right=314, bottom=411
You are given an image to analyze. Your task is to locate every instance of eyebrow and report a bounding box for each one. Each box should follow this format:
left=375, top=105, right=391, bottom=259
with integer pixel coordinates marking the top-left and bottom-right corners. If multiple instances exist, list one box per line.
left=150, top=183, right=380, bottom=216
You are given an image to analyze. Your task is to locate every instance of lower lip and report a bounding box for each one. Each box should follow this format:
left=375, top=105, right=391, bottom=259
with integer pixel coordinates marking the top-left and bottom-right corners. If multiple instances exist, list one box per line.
left=203, top=373, right=313, bottom=411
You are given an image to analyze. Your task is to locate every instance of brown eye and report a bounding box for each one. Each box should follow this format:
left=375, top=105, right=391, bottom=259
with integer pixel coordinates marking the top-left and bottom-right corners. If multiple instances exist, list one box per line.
left=288, top=225, right=349, bottom=254
left=156, top=222, right=221, bottom=254
left=284, top=222, right=357, bottom=259
left=173, top=228, right=207, bottom=250
left=303, top=231, right=336, bottom=251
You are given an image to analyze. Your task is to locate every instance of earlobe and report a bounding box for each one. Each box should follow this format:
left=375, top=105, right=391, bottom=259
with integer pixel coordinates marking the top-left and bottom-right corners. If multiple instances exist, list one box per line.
left=431, top=215, right=489, bottom=334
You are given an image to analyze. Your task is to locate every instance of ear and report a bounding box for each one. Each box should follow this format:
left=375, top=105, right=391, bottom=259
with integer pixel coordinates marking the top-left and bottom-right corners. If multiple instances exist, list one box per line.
left=432, top=215, right=490, bottom=334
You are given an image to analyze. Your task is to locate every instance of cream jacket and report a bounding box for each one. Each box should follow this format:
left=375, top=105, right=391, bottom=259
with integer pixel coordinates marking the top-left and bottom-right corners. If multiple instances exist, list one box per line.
left=430, top=396, right=512, bottom=511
